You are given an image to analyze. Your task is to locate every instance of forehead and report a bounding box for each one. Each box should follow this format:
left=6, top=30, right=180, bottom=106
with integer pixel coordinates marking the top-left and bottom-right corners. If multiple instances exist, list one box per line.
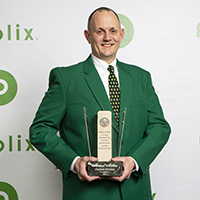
left=90, top=10, right=120, bottom=29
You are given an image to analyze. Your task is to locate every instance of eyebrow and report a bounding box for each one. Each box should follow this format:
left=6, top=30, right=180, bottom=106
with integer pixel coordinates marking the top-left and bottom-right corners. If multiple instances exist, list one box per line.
left=95, top=27, right=117, bottom=31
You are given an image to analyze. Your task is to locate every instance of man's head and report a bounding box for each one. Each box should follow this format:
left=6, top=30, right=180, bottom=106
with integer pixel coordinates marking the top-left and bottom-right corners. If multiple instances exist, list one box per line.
left=84, top=7, right=124, bottom=64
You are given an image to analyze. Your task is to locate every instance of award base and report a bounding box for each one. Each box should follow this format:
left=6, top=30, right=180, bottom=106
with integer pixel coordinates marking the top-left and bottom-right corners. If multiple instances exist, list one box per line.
left=87, top=161, right=123, bottom=177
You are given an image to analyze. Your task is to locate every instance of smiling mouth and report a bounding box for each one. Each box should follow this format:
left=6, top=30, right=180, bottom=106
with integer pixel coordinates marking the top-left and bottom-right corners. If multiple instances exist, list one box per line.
left=102, top=44, right=113, bottom=47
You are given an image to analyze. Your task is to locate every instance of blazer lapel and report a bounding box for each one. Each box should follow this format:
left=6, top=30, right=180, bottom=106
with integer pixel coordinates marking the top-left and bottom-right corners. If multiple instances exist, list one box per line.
left=117, top=60, right=133, bottom=144
left=83, top=55, right=110, bottom=110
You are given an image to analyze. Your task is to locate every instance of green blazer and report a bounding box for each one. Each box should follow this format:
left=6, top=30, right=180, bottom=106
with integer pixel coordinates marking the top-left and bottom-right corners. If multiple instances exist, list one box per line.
left=30, top=55, right=170, bottom=200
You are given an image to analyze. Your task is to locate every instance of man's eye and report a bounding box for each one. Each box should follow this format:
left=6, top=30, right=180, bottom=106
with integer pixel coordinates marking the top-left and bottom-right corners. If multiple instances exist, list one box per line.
left=111, top=30, right=117, bottom=33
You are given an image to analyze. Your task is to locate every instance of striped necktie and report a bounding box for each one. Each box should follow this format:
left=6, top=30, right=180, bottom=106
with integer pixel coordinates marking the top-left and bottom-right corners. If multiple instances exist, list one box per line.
left=107, top=65, right=120, bottom=126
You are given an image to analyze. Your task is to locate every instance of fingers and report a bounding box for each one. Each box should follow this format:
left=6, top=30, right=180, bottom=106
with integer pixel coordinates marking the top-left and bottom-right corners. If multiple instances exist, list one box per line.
left=109, top=157, right=135, bottom=182
left=74, top=156, right=100, bottom=182
left=74, top=156, right=135, bottom=182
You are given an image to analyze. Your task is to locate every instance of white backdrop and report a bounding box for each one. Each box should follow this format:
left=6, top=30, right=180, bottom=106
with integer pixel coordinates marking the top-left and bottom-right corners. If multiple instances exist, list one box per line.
left=0, top=0, right=200, bottom=199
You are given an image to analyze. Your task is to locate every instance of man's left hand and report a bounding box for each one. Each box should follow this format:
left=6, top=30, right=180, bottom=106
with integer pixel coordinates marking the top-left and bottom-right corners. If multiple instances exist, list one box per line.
left=107, top=156, right=135, bottom=182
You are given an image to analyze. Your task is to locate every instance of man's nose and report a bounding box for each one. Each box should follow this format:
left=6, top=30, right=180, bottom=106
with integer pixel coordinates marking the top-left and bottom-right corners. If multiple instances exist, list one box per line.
left=103, top=31, right=111, bottom=41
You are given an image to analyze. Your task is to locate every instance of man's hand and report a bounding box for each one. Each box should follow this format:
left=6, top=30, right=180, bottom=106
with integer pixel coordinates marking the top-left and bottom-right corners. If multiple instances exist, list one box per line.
left=108, top=156, right=135, bottom=182
left=74, top=156, right=100, bottom=182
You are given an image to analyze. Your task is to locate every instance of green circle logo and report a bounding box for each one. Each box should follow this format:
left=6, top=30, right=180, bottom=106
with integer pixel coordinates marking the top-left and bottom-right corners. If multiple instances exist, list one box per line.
left=0, top=70, right=18, bottom=106
left=0, top=182, right=18, bottom=200
left=118, top=14, right=134, bottom=48
left=0, top=30, right=3, bottom=40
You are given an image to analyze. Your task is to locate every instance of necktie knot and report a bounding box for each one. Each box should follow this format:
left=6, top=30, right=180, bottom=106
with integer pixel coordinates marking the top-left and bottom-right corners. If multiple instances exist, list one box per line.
left=107, top=65, right=114, bottom=74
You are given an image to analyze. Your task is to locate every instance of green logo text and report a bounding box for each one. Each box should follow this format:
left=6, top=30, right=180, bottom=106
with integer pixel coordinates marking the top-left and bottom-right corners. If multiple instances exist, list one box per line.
left=0, top=24, right=37, bottom=41
left=0, top=135, right=35, bottom=152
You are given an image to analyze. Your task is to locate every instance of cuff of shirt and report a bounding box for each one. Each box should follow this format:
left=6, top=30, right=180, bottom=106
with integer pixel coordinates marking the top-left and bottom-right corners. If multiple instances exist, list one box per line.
left=129, top=156, right=139, bottom=172
left=70, top=156, right=80, bottom=174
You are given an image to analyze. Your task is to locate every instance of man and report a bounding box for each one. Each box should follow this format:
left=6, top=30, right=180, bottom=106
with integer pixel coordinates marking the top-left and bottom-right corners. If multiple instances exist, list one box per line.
left=30, top=7, right=171, bottom=200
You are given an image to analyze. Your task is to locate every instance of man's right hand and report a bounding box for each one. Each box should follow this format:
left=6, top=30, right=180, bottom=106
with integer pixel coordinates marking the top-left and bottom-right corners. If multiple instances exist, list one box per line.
left=74, top=156, right=100, bottom=182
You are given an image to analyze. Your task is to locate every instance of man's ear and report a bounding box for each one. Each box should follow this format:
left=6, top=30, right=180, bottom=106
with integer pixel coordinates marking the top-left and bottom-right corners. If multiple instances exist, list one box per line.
left=84, top=30, right=91, bottom=44
left=120, top=28, right=125, bottom=42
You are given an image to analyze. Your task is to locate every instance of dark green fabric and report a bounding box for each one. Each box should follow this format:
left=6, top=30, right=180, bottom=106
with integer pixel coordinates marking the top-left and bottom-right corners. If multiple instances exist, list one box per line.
left=30, top=55, right=171, bottom=200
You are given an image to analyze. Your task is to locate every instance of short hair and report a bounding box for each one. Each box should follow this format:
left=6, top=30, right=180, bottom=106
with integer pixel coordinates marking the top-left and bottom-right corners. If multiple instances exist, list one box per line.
left=87, top=7, right=120, bottom=31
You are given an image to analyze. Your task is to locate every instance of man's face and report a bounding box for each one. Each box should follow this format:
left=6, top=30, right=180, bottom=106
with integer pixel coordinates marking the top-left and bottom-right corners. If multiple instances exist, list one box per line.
left=84, top=10, right=124, bottom=64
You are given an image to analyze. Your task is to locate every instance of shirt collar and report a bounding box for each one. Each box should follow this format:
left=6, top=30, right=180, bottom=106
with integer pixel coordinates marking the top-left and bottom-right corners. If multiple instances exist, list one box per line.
left=91, top=54, right=117, bottom=72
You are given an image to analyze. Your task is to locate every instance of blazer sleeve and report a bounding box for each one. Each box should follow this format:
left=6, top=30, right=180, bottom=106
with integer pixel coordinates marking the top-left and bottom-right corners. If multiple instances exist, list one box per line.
left=29, top=68, right=79, bottom=175
left=128, top=71, right=171, bottom=177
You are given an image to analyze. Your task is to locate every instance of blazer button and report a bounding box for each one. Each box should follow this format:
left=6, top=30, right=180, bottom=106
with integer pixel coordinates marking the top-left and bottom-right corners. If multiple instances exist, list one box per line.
left=121, top=141, right=123, bottom=145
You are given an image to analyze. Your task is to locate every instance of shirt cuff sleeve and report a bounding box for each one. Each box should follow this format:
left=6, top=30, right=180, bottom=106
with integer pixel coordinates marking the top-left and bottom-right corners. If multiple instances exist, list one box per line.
left=70, top=156, right=80, bottom=174
left=129, top=156, right=139, bottom=172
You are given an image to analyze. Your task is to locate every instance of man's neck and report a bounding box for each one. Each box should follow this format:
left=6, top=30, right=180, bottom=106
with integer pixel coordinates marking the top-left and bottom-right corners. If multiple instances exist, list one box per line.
left=91, top=54, right=116, bottom=67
